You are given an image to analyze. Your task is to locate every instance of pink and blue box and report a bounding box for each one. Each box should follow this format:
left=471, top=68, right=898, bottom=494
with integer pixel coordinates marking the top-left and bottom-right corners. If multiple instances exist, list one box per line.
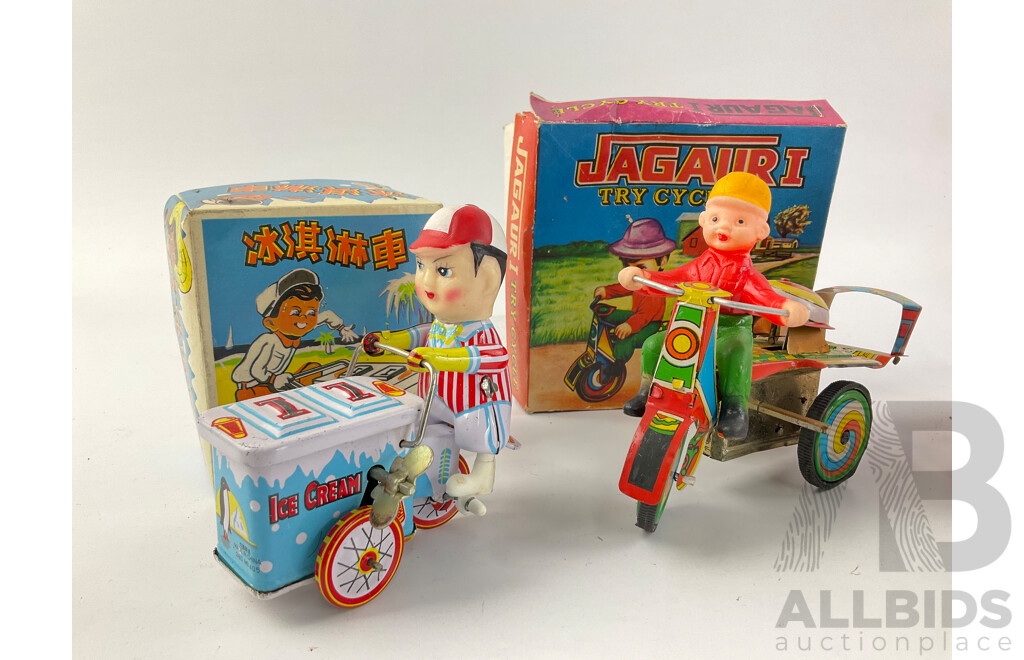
left=504, top=94, right=848, bottom=412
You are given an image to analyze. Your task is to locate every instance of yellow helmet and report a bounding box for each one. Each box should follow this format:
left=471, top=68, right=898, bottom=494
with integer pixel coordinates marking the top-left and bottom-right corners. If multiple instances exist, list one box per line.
left=708, top=171, right=771, bottom=213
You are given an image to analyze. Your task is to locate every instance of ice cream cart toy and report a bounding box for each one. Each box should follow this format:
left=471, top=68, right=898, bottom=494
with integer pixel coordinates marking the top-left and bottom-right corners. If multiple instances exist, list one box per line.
left=618, top=276, right=921, bottom=533
left=197, top=350, right=469, bottom=608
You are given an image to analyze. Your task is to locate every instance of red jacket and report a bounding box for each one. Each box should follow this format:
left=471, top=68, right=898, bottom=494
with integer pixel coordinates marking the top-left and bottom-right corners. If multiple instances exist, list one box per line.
left=642, top=249, right=788, bottom=325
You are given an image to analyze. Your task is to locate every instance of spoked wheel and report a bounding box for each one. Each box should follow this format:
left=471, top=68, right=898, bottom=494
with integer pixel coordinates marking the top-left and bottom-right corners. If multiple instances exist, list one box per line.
left=315, top=506, right=404, bottom=608
left=798, top=380, right=872, bottom=490
left=577, top=361, right=626, bottom=403
left=412, top=455, right=470, bottom=529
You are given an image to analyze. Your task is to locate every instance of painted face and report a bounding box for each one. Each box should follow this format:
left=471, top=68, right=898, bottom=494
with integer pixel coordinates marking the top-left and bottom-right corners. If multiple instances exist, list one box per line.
left=413, top=244, right=499, bottom=324
left=264, top=296, right=320, bottom=338
left=699, top=196, right=770, bottom=253
left=622, top=256, right=667, bottom=271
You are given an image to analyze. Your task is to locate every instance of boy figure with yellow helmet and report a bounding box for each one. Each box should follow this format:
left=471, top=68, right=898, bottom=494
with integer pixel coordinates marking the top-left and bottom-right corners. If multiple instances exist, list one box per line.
left=616, top=171, right=810, bottom=439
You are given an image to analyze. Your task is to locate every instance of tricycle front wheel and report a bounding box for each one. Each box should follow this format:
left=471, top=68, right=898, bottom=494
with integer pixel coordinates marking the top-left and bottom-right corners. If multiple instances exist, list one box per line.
left=635, top=440, right=685, bottom=533
left=315, top=506, right=404, bottom=608
left=798, top=380, right=872, bottom=490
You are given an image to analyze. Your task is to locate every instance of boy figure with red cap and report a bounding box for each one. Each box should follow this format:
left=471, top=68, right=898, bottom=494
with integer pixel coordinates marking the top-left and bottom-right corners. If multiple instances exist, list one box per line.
left=617, top=172, right=810, bottom=439
left=593, top=217, right=675, bottom=364
left=364, top=204, right=511, bottom=517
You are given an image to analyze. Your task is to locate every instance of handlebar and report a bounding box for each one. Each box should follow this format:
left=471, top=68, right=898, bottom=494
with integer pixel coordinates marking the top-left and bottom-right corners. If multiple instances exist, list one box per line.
left=632, top=275, right=789, bottom=318
left=347, top=339, right=438, bottom=449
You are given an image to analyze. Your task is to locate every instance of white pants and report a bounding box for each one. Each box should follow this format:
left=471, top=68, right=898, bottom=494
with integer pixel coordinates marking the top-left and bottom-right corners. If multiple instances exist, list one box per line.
left=416, top=397, right=511, bottom=499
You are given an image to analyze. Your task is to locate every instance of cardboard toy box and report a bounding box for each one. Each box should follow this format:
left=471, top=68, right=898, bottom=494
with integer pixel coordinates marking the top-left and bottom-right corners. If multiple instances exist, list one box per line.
left=504, top=94, right=847, bottom=413
left=163, top=179, right=441, bottom=421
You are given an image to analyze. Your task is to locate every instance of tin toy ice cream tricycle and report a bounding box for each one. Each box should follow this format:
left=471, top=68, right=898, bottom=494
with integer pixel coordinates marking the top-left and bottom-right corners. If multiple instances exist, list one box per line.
left=618, top=275, right=921, bottom=533
left=197, top=344, right=469, bottom=608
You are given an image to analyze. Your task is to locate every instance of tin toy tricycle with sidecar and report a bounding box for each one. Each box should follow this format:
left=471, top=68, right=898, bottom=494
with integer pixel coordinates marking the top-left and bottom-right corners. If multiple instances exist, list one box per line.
left=197, top=344, right=471, bottom=608
left=618, top=275, right=920, bottom=533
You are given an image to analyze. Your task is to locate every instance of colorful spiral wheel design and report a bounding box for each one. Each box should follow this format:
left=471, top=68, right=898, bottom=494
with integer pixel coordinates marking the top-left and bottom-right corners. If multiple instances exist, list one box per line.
left=798, top=381, right=872, bottom=489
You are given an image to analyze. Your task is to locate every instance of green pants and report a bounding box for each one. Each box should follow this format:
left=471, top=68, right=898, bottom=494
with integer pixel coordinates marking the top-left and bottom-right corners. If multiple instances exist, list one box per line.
left=640, top=314, right=753, bottom=406
left=606, top=309, right=664, bottom=362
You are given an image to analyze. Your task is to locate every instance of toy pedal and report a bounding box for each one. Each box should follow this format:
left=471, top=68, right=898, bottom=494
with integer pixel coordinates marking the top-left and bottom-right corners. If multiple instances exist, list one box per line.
left=674, top=473, right=697, bottom=490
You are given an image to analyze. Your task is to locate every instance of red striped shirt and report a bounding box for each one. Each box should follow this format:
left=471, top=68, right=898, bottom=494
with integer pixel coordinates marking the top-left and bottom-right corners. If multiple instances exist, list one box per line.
left=410, top=320, right=511, bottom=414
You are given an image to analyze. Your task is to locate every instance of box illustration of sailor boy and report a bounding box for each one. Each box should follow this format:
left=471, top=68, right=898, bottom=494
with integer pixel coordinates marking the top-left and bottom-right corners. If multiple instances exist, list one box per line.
left=163, top=180, right=442, bottom=468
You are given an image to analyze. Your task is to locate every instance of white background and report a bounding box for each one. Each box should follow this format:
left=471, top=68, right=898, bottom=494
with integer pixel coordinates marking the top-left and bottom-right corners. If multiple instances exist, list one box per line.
left=22, top=0, right=1015, bottom=656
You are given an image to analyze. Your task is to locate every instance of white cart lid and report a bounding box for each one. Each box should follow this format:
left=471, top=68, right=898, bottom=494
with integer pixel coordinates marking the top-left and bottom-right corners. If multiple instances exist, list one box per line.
left=196, top=376, right=422, bottom=468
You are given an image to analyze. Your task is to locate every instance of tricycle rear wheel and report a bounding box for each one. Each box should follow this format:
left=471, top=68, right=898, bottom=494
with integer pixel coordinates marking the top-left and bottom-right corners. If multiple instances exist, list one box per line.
left=412, top=455, right=470, bottom=529
left=798, top=380, right=872, bottom=490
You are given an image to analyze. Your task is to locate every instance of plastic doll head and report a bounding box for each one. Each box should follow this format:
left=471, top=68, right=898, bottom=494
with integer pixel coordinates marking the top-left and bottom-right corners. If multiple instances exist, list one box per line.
left=411, top=205, right=507, bottom=324
left=698, top=172, right=772, bottom=253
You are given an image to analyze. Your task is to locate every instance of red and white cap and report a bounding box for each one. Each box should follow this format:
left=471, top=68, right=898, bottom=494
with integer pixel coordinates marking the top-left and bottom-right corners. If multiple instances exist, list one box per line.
left=410, top=204, right=507, bottom=254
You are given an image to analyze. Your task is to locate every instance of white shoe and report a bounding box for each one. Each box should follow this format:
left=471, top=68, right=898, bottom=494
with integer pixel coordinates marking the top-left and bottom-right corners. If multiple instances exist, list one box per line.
left=445, top=453, right=495, bottom=497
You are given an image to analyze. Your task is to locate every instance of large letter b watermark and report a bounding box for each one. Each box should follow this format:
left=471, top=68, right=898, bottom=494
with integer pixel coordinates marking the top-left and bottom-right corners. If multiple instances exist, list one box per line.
left=774, top=401, right=1010, bottom=572
left=951, top=402, right=1011, bottom=571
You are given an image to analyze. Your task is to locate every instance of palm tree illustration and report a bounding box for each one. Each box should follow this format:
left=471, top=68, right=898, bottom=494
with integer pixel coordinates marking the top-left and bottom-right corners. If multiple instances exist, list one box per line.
left=316, top=330, right=335, bottom=355
left=381, top=273, right=430, bottom=326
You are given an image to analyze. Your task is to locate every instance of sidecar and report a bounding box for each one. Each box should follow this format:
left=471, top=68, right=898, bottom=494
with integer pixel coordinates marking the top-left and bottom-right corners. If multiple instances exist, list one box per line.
left=717, top=283, right=921, bottom=477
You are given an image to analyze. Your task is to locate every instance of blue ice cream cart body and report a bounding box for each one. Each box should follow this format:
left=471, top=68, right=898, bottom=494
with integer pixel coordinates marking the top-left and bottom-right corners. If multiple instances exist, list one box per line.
left=197, top=375, right=423, bottom=606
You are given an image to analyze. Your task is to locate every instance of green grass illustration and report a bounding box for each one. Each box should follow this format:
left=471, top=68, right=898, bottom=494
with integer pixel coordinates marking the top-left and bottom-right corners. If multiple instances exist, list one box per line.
left=530, top=244, right=819, bottom=346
